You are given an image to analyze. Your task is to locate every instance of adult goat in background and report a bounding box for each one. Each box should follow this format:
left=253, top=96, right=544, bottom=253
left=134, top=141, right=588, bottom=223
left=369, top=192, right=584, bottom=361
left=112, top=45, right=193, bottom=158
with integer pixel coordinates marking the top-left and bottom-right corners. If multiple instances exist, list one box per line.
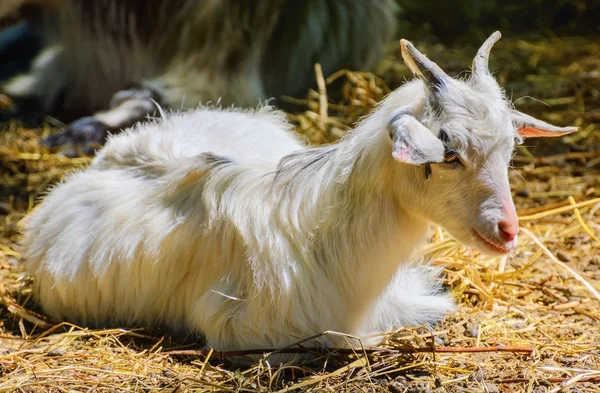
left=0, top=0, right=398, bottom=153
left=22, top=32, right=578, bottom=359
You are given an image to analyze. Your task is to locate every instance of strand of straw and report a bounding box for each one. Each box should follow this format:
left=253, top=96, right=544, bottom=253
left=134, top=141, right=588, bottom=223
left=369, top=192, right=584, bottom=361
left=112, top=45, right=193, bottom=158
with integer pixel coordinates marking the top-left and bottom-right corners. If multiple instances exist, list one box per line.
left=520, top=227, right=600, bottom=302
left=568, top=196, right=600, bottom=244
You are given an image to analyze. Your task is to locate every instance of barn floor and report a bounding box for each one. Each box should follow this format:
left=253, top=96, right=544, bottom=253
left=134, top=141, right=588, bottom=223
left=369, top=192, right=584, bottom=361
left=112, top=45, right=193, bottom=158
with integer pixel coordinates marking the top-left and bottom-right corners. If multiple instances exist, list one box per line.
left=0, top=35, right=599, bottom=392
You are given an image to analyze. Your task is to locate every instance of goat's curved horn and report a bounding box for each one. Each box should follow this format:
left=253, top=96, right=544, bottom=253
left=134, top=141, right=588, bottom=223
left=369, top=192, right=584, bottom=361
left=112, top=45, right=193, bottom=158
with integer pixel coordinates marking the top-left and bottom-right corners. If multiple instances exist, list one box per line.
left=472, top=31, right=501, bottom=77
left=400, top=39, right=448, bottom=89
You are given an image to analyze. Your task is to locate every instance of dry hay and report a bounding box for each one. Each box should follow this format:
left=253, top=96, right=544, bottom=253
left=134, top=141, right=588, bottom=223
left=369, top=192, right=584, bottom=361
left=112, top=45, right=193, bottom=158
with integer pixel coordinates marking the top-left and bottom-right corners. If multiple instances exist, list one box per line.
left=0, top=35, right=599, bottom=392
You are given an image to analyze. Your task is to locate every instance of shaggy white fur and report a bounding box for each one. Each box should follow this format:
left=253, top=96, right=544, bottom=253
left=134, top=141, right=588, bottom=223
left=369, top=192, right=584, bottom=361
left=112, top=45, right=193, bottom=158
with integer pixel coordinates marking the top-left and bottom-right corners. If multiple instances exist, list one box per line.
left=22, top=33, right=576, bottom=354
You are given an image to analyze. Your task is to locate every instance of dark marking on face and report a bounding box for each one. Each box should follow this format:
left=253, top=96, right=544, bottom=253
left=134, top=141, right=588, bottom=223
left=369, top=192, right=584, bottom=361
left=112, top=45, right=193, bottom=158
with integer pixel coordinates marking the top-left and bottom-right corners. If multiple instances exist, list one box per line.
left=428, top=77, right=445, bottom=94
left=426, top=96, right=443, bottom=119
left=438, top=129, right=450, bottom=144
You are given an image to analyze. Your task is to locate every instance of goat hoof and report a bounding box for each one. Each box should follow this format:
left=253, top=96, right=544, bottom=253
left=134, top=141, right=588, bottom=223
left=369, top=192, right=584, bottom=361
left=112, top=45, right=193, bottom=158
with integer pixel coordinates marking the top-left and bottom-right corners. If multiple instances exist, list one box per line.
left=42, top=116, right=108, bottom=150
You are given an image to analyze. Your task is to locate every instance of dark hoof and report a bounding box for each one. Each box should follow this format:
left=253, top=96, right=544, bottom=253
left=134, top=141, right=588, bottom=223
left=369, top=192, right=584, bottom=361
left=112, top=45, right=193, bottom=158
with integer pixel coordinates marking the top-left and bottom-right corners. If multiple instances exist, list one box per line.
left=42, top=116, right=109, bottom=150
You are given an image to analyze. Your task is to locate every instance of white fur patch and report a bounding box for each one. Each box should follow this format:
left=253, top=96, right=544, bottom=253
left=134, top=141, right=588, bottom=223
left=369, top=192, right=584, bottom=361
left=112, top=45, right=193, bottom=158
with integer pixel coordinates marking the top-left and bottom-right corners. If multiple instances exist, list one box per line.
left=22, top=102, right=452, bottom=354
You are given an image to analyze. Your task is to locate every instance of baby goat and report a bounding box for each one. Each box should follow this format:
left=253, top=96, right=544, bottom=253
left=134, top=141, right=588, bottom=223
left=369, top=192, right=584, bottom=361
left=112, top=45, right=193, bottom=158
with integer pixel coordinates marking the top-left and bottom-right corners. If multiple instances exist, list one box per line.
left=1, top=0, right=397, bottom=152
left=22, top=32, right=576, bottom=354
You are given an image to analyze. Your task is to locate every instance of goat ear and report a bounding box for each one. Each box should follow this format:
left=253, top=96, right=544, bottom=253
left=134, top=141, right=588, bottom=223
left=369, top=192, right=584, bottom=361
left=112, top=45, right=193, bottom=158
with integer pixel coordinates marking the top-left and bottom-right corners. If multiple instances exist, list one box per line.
left=389, top=112, right=444, bottom=165
left=511, top=109, right=578, bottom=138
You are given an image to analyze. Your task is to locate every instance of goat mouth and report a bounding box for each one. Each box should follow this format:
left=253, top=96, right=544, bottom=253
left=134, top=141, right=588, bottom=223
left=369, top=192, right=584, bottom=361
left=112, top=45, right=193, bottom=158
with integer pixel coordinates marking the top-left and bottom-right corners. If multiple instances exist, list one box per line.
left=472, top=229, right=513, bottom=254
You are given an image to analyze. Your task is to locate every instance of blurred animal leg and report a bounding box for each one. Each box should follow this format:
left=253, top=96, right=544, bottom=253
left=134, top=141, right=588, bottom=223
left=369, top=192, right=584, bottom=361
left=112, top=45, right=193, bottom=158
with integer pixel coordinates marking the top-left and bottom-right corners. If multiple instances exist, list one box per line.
left=1, top=45, right=65, bottom=124
left=42, top=84, right=162, bottom=154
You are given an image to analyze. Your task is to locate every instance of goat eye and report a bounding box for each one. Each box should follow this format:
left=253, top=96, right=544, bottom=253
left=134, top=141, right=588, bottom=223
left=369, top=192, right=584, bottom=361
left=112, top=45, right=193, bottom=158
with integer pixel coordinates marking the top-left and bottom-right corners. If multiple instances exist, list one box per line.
left=443, top=150, right=458, bottom=162
left=443, top=149, right=463, bottom=165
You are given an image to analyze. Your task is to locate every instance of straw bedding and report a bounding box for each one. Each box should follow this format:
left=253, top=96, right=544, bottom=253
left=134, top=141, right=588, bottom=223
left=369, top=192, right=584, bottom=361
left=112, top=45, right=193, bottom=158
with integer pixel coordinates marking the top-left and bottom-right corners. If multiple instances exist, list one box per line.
left=0, top=36, right=598, bottom=392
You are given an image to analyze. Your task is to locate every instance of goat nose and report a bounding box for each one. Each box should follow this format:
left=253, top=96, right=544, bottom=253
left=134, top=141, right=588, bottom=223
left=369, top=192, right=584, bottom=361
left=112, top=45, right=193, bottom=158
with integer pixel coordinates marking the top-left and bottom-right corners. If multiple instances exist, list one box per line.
left=498, top=220, right=518, bottom=242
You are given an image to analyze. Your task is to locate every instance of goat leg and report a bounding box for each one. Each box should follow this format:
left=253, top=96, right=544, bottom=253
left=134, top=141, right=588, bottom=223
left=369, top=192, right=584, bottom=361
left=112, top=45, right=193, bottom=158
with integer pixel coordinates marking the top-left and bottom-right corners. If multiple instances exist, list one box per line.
left=1, top=45, right=65, bottom=126
left=42, top=84, right=162, bottom=156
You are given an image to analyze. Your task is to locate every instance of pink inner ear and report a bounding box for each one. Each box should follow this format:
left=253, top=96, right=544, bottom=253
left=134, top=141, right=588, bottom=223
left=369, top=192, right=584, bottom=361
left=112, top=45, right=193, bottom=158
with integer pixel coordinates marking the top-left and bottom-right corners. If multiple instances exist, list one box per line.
left=392, top=147, right=412, bottom=163
left=518, top=126, right=568, bottom=138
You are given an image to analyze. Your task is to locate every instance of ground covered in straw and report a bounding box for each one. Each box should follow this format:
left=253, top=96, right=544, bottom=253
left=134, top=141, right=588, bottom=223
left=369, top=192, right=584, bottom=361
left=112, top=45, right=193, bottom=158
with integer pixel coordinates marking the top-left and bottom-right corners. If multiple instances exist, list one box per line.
left=0, top=36, right=599, bottom=392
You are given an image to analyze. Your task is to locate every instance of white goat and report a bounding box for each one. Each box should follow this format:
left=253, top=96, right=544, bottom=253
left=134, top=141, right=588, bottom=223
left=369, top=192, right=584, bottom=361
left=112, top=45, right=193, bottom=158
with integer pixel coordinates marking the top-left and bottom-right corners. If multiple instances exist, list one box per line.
left=2, top=0, right=397, bottom=151
left=22, top=32, right=576, bottom=354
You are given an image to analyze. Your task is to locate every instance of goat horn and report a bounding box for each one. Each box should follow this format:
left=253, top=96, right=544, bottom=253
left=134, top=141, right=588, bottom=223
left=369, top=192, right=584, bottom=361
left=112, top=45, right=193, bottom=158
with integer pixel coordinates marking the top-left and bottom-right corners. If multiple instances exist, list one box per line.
left=400, top=39, right=448, bottom=90
left=472, top=31, right=501, bottom=77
